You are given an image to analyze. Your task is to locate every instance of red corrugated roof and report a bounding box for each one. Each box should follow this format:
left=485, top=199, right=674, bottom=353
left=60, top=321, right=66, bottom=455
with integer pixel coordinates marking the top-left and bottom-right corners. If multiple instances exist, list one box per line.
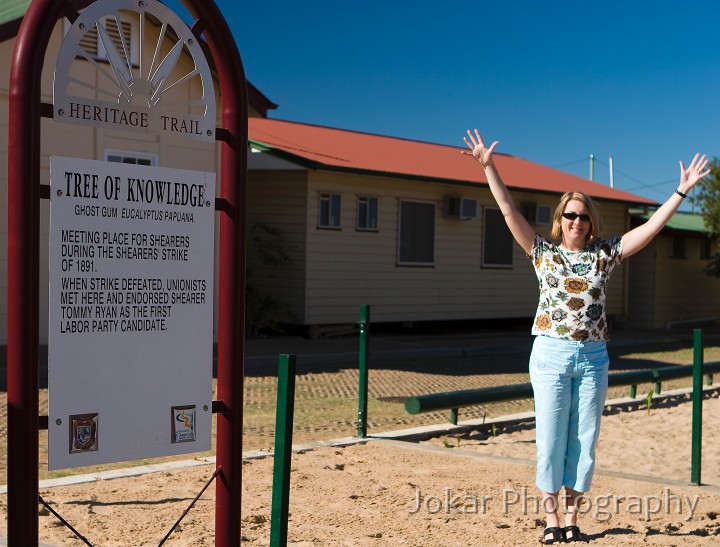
left=248, top=118, right=655, bottom=205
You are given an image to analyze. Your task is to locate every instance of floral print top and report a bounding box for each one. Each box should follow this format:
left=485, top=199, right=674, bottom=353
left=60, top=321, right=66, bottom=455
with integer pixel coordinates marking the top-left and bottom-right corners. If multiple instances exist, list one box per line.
left=530, top=233, right=623, bottom=341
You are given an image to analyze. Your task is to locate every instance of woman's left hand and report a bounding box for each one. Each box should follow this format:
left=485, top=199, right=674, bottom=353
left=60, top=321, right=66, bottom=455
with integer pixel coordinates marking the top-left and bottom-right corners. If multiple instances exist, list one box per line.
left=679, top=153, right=711, bottom=193
left=462, top=129, right=498, bottom=168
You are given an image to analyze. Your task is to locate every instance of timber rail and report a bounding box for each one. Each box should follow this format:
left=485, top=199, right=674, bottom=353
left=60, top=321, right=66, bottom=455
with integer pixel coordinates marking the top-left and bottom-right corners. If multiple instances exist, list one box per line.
left=404, top=361, right=720, bottom=425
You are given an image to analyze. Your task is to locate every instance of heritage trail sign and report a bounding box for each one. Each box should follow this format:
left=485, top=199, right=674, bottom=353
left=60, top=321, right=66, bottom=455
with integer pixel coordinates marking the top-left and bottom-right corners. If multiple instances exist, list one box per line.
left=8, top=0, right=249, bottom=544
left=47, top=0, right=218, bottom=470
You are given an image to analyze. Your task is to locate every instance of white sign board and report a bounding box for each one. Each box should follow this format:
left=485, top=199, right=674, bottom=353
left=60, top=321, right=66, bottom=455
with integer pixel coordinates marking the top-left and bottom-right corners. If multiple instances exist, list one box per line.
left=48, top=156, right=215, bottom=469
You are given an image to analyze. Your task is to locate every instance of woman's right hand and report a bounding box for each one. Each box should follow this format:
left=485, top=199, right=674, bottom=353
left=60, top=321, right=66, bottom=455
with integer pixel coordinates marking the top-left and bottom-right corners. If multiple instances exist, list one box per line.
left=462, top=129, right=498, bottom=168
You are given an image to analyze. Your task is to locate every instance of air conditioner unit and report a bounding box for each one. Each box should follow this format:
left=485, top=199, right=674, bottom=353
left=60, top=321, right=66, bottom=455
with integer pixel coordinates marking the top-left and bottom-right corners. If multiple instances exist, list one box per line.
left=444, top=197, right=478, bottom=220
left=523, top=203, right=552, bottom=226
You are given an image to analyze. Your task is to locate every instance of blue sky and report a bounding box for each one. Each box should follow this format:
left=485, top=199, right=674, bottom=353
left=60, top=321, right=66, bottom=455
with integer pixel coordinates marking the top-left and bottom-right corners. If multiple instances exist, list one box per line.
left=179, top=1, right=719, bottom=208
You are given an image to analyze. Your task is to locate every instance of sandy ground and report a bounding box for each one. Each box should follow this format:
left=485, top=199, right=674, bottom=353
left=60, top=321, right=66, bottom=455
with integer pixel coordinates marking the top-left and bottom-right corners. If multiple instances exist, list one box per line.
left=2, top=390, right=720, bottom=546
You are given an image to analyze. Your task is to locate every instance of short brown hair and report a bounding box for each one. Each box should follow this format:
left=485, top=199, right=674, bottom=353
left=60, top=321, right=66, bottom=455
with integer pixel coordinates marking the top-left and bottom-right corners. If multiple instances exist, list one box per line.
left=550, top=192, right=603, bottom=243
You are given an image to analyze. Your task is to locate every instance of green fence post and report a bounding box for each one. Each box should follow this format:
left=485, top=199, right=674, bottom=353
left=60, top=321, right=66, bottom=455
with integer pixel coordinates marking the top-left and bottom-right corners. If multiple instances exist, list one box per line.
left=357, top=305, right=370, bottom=438
left=449, top=408, right=458, bottom=425
left=691, top=329, right=703, bottom=486
left=270, top=354, right=297, bottom=547
left=629, top=384, right=637, bottom=399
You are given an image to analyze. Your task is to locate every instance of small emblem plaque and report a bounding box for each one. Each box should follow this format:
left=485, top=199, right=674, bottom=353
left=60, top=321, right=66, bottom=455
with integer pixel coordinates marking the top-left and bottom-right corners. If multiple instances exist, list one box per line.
left=171, top=406, right=196, bottom=443
left=69, top=413, right=99, bottom=453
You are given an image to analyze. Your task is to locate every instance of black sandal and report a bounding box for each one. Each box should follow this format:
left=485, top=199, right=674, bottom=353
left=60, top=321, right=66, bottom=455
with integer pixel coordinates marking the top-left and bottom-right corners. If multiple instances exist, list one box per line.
left=563, top=525, right=585, bottom=542
left=543, top=527, right=565, bottom=544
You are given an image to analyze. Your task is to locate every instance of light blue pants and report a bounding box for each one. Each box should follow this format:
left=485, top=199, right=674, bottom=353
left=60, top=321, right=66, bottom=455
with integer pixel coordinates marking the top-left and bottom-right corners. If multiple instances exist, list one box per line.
left=529, top=335, right=609, bottom=494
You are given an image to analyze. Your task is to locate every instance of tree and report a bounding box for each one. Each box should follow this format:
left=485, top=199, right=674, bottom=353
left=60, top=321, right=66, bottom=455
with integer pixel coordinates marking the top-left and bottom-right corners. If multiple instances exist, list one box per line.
left=245, top=222, right=296, bottom=337
left=692, top=157, right=720, bottom=276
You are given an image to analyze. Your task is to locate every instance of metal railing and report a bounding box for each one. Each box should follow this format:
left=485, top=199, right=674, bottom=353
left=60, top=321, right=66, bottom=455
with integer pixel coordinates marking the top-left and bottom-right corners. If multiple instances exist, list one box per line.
left=405, top=362, right=719, bottom=424
left=404, top=329, right=713, bottom=485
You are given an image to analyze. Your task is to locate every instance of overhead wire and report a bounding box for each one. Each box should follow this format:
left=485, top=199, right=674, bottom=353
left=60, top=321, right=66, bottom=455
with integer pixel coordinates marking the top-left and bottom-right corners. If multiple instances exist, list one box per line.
left=551, top=158, right=588, bottom=169
left=555, top=156, right=679, bottom=199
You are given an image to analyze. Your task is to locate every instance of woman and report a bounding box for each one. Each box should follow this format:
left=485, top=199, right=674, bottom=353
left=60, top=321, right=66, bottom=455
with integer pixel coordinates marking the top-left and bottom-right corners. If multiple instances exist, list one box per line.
left=462, top=129, right=710, bottom=544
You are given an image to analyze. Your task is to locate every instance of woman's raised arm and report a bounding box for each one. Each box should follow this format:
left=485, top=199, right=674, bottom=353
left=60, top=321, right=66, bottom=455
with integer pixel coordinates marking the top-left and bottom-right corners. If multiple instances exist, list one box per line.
left=463, top=129, right=535, bottom=254
left=621, top=153, right=710, bottom=259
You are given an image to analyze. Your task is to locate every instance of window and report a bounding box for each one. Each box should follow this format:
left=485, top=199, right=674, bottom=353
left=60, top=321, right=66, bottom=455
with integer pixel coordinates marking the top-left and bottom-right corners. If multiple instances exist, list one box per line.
left=66, top=15, right=139, bottom=66
left=483, top=207, right=514, bottom=267
left=444, top=197, right=478, bottom=220
left=671, top=236, right=686, bottom=259
left=106, top=150, right=157, bottom=166
left=523, top=203, right=552, bottom=226
left=700, top=237, right=713, bottom=260
left=319, top=192, right=341, bottom=229
left=357, top=196, right=378, bottom=231
left=398, top=200, right=435, bottom=265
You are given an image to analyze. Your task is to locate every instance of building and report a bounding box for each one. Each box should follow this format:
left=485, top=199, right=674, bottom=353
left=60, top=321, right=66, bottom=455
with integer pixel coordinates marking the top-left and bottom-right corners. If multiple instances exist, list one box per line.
left=245, top=118, right=654, bottom=332
left=627, top=210, right=719, bottom=329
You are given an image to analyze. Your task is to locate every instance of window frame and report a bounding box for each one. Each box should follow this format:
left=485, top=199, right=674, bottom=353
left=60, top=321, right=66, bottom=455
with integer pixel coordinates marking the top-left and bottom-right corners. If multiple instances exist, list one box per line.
left=105, top=149, right=158, bottom=166
left=481, top=206, right=514, bottom=268
left=700, top=237, right=713, bottom=260
left=356, top=195, right=379, bottom=232
left=670, top=235, right=687, bottom=259
left=397, top=199, right=436, bottom=267
left=318, top=192, right=342, bottom=230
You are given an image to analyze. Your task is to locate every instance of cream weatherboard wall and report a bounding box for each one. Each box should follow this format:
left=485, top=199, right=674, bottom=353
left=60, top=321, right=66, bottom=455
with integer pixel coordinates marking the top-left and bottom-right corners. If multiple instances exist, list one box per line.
left=0, top=18, right=219, bottom=345
left=282, top=169, right=631, bottom=327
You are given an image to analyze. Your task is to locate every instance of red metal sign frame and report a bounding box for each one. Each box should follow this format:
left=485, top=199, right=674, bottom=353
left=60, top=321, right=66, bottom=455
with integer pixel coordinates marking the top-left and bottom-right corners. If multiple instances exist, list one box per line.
left=7, top=1, right=247, bottom=545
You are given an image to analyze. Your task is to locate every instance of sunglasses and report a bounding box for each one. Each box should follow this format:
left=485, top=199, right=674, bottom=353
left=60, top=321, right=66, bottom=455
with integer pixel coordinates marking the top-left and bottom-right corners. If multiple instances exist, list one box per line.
left=561, top=212, right=591, bottom=222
